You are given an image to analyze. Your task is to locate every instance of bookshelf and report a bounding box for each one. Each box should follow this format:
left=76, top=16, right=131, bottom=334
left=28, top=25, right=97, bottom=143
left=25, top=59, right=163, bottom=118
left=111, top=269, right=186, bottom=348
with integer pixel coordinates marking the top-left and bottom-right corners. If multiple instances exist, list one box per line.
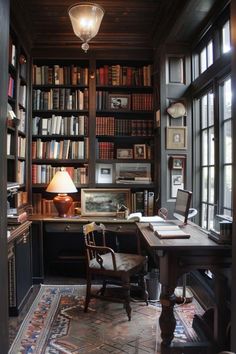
left=94, top=60, right=155, bottom=215
left=7, top=31, right=29, bottom=213
left=31, top=58, right=156, bottom=216
left=31, top=60, right=89, bottom=214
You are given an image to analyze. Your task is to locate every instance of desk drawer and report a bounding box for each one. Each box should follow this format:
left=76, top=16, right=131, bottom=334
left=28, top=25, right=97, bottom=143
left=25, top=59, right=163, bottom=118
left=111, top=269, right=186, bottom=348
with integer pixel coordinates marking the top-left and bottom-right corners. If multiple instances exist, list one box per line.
left=45, top=222, right=83, bottom=233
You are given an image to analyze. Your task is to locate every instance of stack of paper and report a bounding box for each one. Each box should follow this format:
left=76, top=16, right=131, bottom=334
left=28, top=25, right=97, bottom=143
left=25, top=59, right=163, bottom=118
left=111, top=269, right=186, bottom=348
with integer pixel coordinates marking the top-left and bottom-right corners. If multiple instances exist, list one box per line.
left=149, top=222, right=190, bottom=239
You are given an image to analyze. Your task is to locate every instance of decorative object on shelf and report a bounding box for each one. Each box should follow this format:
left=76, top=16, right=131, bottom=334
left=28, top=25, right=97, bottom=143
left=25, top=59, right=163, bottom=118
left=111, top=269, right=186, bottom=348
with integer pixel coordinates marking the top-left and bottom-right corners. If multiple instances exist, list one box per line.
left=68, top=2, right=105, bottom=52
left=46, top=168, right=77, bottom=217
left=96, top=164, right=113, bottom=184
left=81, top=188, right=130, bottom=216
left=166, top=126, right=187, bottom=149
left=167, top=102, right=186, bottom=118
left=117, top=148, right=133, bottom=159
left=116, top=204, right=129, bottom=219
left=134, top=144, right=147, bottom=159
left=108, top=94, right=131, bottom=111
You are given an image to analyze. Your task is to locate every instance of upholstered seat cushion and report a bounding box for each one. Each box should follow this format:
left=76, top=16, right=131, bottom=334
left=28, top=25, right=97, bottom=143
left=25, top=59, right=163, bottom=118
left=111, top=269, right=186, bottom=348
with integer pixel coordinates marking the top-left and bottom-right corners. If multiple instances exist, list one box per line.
left=89, top=253, right=146, bottom=272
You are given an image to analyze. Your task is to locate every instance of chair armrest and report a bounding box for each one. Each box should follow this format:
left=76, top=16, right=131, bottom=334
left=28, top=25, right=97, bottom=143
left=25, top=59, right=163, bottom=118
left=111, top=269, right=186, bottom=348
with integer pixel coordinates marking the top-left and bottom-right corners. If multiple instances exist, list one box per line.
left=86, top=244, right=117, bottom=270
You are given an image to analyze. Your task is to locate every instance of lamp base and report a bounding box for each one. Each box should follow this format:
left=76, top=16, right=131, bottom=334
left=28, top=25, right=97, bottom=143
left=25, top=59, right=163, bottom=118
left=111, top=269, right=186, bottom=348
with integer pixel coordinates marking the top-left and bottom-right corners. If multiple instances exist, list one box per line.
left=53, top=194, right=73, bottom=218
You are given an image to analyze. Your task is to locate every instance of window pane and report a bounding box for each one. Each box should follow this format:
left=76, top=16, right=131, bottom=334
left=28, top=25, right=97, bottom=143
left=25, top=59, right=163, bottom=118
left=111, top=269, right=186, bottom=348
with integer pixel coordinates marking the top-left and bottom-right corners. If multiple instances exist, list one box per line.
left=202, top=130, right=208, bottom=165
left=201, top=203, right=207, bottom=229
left=207, top=41, right=213, bottom=66
left=202, top=167, right=208, bottom=202
left=223, top=165, right=232, bottom=209
left=223, top=78, right=232, bottom=119
left=201, top=95, right=208, bottom=128
left=208, top=166, right=215, bottom=204
left=208, top=93, right=214, bottom=125
left=222, top=20, right=231, bottom=53
left=200, top=47, right=207, bottom=73
left=209, top=127, right=215, bottom=165
left=223, top=120, right=232, bottom=163
left=208, top=205, right=214, bottom=229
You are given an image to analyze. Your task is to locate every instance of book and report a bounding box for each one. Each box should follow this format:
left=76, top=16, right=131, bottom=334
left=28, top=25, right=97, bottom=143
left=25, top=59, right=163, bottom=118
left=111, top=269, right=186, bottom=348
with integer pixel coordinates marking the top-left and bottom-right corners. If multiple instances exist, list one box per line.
left=154, top=229, right=190, bottom=239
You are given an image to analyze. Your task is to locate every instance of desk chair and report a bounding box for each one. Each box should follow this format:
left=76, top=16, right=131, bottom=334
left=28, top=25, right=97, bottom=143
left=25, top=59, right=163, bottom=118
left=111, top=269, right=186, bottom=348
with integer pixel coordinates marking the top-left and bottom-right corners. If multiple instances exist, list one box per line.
left=83, top=222, right=148, bottom=320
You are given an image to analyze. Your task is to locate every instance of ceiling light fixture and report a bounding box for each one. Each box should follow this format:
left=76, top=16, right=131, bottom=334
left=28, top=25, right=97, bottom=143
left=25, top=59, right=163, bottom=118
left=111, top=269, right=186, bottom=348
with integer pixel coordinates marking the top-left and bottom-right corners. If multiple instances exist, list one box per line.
left=68, top=2, right=105, bottom=53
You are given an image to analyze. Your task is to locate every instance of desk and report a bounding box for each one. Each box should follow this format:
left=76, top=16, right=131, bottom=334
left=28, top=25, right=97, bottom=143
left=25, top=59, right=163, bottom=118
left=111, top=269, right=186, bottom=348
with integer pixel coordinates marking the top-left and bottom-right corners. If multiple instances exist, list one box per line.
left=137, top=222, right=231, bottom=353
left=30, top=215, right=138, bottom=282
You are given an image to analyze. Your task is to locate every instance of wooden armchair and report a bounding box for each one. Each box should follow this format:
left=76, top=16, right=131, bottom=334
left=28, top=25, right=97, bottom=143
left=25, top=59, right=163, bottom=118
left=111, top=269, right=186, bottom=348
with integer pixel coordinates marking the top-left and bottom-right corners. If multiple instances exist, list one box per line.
left=83, top=222, right=148, bottom=320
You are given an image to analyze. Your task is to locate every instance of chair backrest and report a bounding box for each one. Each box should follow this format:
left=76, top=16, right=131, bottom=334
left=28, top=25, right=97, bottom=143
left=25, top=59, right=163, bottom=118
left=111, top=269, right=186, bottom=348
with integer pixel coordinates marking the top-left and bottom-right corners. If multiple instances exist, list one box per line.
left=83, top=222, right=106, bottom=262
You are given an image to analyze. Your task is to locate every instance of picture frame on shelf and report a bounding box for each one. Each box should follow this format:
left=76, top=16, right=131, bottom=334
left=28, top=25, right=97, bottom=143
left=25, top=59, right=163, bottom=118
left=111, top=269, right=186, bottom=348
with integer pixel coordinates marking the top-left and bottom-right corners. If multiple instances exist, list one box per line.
left=166, top=126, right=187, bottom=149
left=96, top=164, right=113, bottom=184
left=81, top=188, right=131, bottom=216
left=108, top=94, right=131, bottom=111
left=117, top=148, right=133, bottom=159
left=134, top=144, right=146, bottom=159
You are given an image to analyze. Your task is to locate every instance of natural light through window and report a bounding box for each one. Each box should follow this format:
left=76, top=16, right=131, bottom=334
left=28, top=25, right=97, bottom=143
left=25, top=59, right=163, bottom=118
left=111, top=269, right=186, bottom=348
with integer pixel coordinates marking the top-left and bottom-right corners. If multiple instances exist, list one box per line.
left=222, top=20, right=231, bottom=53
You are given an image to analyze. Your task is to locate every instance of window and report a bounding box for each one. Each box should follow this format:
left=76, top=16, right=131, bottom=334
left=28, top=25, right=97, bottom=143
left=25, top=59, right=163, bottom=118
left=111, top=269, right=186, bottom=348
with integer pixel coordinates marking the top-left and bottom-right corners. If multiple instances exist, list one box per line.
left=222, top=20, right=231, bottom=53
left=197, top=91, right=215, bottom=229
left=220, top=77, right=232, bottom=216
left=194, top=40, right=213, bottom=78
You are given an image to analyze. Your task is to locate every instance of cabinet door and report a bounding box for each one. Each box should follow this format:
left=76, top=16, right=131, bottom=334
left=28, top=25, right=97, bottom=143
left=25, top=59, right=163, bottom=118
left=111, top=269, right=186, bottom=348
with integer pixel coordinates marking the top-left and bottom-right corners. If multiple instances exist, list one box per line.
left=15, top=229, right=32, bottom=309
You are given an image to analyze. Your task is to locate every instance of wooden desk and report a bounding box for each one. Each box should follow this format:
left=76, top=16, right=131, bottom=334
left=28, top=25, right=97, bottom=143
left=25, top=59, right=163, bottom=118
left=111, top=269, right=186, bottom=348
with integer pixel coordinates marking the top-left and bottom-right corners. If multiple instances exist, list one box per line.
left=137, top=222, right=231, bottom=353
left=30, top=215, right=138, bottom=282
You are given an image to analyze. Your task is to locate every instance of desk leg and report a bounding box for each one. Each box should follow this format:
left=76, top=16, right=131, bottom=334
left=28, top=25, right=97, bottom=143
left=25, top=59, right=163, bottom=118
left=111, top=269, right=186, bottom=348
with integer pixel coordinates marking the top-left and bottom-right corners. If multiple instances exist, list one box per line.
left=159, top=286, right=176, bottom=349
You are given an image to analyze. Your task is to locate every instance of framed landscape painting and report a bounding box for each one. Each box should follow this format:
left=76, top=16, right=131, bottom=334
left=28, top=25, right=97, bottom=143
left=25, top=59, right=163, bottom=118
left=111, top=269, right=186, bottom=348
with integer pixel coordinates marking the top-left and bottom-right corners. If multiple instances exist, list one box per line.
left=81, top=189, right=131, bottom=216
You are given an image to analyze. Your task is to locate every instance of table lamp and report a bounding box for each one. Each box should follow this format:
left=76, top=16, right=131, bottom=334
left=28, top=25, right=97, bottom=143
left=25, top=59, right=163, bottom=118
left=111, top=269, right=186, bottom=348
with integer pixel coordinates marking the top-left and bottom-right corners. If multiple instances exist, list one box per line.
left=46, top=169, right=77, bottom=217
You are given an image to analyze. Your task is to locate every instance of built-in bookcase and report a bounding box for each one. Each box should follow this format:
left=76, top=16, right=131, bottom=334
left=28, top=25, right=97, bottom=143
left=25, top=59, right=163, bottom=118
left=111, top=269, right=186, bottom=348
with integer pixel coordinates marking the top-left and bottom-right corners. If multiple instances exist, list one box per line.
left=7, top=30, right=29, bottom=211
left=31, top=58, right=156, bottom=216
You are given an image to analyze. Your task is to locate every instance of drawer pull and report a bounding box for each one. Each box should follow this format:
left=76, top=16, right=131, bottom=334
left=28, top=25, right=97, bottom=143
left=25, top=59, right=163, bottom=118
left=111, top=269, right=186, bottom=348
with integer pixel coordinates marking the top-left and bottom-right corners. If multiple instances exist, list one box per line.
left=65, top=225, right=71, bottom=231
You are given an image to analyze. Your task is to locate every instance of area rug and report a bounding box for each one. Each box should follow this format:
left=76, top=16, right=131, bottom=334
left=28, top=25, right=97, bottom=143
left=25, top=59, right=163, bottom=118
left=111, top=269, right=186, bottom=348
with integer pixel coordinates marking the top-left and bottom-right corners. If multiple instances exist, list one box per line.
left=9, top=285, right=204, bottom=354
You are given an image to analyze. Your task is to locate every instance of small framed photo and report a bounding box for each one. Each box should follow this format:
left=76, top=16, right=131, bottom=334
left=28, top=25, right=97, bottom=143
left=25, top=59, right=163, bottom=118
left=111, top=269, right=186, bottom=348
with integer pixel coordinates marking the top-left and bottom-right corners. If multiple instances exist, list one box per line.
left=166, top=126, right=187, bottom=149
left=171, top=174, right=184, bottom=198
left=109, top=94, right=131, bottom=111
left=117, top=148, right=133, bottom=159
left=134, top=144, right=146, bottom=159
left=96, top=164, right=113, bottom=184
left=170, top=155, right=186, bottom=169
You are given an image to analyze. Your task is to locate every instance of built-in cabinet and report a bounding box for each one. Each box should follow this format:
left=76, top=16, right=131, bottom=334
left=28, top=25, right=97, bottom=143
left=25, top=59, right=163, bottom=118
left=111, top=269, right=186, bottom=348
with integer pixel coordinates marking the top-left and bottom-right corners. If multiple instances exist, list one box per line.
left=8, top=221, right=32, bottom=316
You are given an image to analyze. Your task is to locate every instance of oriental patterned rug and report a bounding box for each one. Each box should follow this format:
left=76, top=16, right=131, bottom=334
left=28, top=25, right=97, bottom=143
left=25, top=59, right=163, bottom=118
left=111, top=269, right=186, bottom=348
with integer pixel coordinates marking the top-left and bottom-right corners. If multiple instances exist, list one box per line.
left=9, top=285, right=204, bottom=354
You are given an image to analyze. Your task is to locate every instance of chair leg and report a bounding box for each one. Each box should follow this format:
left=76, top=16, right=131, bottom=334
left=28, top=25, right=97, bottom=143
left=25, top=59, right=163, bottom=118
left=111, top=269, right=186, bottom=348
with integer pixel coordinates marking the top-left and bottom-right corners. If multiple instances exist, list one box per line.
left=84, top=272, right=91, bottom=312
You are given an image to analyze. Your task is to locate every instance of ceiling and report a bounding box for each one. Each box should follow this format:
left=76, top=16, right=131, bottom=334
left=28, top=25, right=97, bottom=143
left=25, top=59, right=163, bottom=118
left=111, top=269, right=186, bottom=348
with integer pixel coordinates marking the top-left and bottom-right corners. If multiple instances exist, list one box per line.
left=10, top=0, right=225, bottom=52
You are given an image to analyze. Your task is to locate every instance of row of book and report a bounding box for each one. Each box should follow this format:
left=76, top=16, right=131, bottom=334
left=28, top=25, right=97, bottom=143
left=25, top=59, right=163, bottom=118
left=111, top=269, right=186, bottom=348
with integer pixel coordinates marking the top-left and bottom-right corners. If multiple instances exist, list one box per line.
left=131, top=190, right=154, bottom=216
left=17, top=136, right=26, bottom=158
left=96, top=64, right=152, bottom=86
left=96, top=117, right=153, bottom=136
left=17, top=161, right=25, bottom=184
left=96, top=91, right=153, bottom=111
left=32, top=193, right=80, bottom=216
left=32, top=88, right=89, bottom=111
left=32, top=115, right=88, bottom=136
left=32, top=65, right=89, bottom=86
left=32, top=165, right=88, bottom=185
left=32, top=138, right=89, bottom=160
left=8, top=75, right=15, bottom=98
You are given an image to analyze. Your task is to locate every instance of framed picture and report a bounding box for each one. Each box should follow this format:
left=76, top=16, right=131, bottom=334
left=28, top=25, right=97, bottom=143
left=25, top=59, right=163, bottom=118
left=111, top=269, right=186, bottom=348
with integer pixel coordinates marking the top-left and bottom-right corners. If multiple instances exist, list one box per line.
left=117, top=148, right=133, bottom=159
left=166, top=126, right=187, bottom=149
left=109, top=94, right=131, bottom=111
left=96, top=164, right=113, bottom=184
left=170, top=155, right=186, bottom=169
left=81, top=189, right=131, bottom=216
left=171, top=174, right=184, bottom=198
left=134, top=144, right=146, bottom=159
